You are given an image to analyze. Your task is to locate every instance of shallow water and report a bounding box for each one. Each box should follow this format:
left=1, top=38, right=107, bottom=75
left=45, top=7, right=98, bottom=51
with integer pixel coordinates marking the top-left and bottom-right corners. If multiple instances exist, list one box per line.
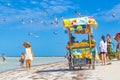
left=0, top=57, right=65, bottom=72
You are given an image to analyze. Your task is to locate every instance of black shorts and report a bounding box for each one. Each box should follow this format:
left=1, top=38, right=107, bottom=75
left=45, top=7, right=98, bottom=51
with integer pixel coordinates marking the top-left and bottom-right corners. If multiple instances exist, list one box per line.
left=100, top=52, right=106, bottom=54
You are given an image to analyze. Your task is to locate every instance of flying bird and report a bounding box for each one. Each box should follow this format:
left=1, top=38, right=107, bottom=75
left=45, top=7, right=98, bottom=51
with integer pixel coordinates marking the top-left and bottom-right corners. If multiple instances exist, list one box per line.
left=28, top=32, right=39, bottom=38
left=3, top=18, right=7, bottom=22
left=112, top=13, right=115, bottom=18
left=29, top=19, right=34, bottom=23
left=50, top=22, right=53, bottom=24
left=40, top=20, right=45, bottom=24
left=74, top=11, right=81, bottom=17
left=21, top=19, right=26, bottom=24
left=28, top=32, right=33, bottom=36
left=16, top=16, right=20, bottom=19
left=54, top=16, right=58, bottom=25
left=34, top=34, right=39, bottom=38
left=53, top=32, right=58, bottom=35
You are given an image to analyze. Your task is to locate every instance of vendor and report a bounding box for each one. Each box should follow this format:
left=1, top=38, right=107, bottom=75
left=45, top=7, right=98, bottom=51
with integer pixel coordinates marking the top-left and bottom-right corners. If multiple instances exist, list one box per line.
left=90, top=35, right=96, bottom=44
left=71, top=35, right=75, bottom=44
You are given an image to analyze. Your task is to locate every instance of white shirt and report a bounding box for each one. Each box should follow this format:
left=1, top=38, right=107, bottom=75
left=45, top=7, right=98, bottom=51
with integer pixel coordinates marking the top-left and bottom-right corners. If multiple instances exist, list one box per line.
left=99, top=40, right=107, bottom=53
left=25, top=47, right=33, bottom=61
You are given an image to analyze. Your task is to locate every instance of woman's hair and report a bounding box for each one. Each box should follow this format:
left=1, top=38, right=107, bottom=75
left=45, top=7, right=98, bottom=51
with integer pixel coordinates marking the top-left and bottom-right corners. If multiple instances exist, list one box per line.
left=107, top=34, right=111, bottom=38
left=23, top=42, right=31, bottom=48
left=102, top=35, right=105, bottom=43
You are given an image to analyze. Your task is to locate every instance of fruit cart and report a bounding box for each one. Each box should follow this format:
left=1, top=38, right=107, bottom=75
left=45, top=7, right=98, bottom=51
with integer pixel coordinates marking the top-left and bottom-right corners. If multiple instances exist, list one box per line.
left=63, top=16, right=98, bottom=70
left=114, top=32, right=120, bottom=59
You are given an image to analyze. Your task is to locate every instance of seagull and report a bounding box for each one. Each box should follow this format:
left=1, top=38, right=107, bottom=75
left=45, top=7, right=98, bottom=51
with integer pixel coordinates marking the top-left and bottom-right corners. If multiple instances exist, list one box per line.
left=28, top=32, right=33, bottom=36
left=54, top=16, right=58, bottom=25
left=74, top=11, right=81, bottom=17
left=50, top=22, right=53, bottom=25
left=34, top=35, right=39, bottom=38
left=40, top=20, right=46, bottom=24
left=53, top=32, right=58, bottom=35
left=3, top=18, right=7, bottom=22
left=29, top=19, right=34, bottom=23
left=28, top=32, right=39, bottom=38
left=16, top=16, right=20, bottom=19
left=112, top=13, right=115, bottom=18
left=21, top=19, right=26, bottom=24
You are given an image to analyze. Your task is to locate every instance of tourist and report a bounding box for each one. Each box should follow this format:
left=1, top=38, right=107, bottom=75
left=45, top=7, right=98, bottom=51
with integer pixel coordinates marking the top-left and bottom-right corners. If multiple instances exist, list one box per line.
left=23, top=42, right=34, bottom=71
left=99, top=36, right=107, bottom=66
left=106, top=34, right=112, bottom=64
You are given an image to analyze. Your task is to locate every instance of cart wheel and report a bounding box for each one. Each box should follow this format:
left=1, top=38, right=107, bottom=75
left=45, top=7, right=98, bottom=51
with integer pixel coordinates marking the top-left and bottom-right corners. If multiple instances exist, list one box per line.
left=80, top=66, right=82, bottom=70
left=72, top=66, right=75, bottom=70
left=88, top=64, right=91, bottom=69
left=69, top=66, right=74, bottom=70
left=91, top=58, right=95, bottom=70
left=69, top=65, right=72, bottom=70
left=69, top=63, right=73, bottom=70
left=92, top=64, right=95, bottom=70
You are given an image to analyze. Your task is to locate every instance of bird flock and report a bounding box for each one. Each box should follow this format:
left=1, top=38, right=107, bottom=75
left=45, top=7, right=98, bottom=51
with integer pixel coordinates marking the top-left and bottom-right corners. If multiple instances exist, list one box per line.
left=1, top=2, right=117, bottom=38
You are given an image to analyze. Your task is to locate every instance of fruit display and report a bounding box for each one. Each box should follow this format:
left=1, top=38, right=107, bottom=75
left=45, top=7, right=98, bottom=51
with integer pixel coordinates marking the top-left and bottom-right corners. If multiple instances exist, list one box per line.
left=66, top=40, right=95, bottom=49
left=114, top=32, right=120, bottom=42
left=71, top=49, right=93, bottom=59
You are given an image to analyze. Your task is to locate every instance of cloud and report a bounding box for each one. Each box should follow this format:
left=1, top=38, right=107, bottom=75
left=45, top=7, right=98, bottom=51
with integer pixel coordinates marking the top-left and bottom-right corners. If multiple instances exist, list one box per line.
left=31, top=1, right=39, bottom=4
left=93, top=4, right=120, bottom=22
left=0, top=0, right=77, bottom=30
left=40, top=0, right=74, bottom=14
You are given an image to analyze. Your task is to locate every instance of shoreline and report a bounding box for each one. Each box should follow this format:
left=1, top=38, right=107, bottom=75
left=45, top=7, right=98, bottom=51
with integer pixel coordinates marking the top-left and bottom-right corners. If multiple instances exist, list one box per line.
left=0, top=61, right=65, bottom=73
left=0, top=57, right=65, bottom=73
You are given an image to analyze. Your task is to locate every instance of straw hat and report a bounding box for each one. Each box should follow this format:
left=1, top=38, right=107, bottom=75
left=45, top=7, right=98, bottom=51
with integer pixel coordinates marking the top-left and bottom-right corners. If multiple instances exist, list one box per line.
left=23, top=42, right=31, bottom=46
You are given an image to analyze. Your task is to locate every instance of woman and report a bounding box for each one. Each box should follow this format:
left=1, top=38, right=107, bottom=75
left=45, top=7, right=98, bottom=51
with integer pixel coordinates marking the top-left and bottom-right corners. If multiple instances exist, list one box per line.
left=20, top=53, right=25, bottom=68
left=106, top=34, right=112, bottom=64
left=116, top=43, right=120, bottom=60
left=99, top=36, right=107, bottom=66
left=23, top=42, right=34, bottom=71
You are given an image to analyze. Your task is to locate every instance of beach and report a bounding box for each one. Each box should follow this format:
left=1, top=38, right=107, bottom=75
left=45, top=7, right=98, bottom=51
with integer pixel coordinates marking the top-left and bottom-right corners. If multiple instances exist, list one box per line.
left=0, top=57, right=65, bottom=72
left=0, top=59, right=120, bottom=80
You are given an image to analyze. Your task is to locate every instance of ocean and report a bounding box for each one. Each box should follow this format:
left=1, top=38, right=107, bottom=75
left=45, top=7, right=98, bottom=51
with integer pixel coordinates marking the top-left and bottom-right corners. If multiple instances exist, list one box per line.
left=0, top=57, right=65, bottom=72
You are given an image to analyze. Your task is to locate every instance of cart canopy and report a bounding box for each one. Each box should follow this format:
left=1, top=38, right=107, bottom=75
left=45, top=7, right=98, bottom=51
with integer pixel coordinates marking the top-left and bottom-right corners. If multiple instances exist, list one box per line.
left=63, top=16, right=98, bottom=34
left=63, top=16, right=98, bottom=28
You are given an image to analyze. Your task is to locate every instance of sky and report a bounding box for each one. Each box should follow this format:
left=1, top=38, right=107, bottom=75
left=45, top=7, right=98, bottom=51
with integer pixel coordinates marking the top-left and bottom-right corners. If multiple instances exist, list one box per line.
left=0, top=0, right=120, bottom=56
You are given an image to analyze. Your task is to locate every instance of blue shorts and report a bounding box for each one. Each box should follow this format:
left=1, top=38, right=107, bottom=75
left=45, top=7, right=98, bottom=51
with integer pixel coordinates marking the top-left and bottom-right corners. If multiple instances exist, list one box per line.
left=21, top=59, right=24, bottom=63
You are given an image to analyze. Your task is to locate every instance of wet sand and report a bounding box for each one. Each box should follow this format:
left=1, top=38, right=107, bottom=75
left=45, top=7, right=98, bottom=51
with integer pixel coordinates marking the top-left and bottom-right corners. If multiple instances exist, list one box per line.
left=0, top=60, right=120, bottom=80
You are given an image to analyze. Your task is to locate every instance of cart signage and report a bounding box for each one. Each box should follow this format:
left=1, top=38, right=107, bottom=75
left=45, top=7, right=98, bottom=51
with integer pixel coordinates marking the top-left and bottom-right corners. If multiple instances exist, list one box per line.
left=63, top=16, right=98, bottom=28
